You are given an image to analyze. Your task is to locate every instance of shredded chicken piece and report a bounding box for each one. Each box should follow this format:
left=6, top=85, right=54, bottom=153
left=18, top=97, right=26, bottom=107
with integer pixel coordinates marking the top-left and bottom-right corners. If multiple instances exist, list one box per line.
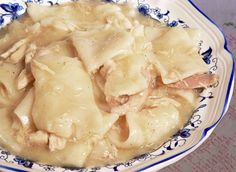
left=94, top=72, right=106, bottom=92
left=29, top=130, right=49, bottom=146
left=167, top=73, right=218, bottom=89
left=6, top=44, right=27, bottom=64
left=106, top=64, right=156, bottom=115
left=146, top=65, right=159, bottom=85
left=49, top=134, right=67, bottom=151
left=25, top=44, right=37, bottom=65
left=0, top=83, right=8, bottom=98
left=17, top=69, right=34, bottom=90
left=0, top=83, right=10, bottom=106
left=25, top=44, right=37, bottom=73
left=0, top=39, right=28, bottom=59
left=0, top=97, right=9, bottom=107
left=99, top=60, right=116, bottom=78
left=32, top=60, right=55, bottom=75
left=92, top=76, right=111, bottom=112
left=106, top=95, right=129, bottom=107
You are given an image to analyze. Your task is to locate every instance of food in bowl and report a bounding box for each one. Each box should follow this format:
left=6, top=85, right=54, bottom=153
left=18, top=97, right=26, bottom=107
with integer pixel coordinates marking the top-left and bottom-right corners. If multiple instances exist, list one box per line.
left=0, top=0, right=218, bottom=167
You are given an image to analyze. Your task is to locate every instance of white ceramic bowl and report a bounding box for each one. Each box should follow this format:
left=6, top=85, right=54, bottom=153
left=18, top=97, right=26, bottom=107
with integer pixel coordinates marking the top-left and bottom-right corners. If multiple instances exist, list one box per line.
left=0, top=0, right=234, bottom=171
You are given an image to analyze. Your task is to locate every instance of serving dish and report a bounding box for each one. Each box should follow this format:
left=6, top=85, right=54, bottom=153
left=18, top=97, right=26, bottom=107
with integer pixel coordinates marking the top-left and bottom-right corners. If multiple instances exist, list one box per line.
left=0, top=0, right=234, bottom=171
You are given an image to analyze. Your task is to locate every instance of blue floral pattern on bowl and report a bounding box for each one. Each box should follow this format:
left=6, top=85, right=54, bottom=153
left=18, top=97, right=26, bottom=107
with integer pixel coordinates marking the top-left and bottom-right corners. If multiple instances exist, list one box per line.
left=0, top=0, right=234, bottom=171
left=0, top=2, right=24, bottom=25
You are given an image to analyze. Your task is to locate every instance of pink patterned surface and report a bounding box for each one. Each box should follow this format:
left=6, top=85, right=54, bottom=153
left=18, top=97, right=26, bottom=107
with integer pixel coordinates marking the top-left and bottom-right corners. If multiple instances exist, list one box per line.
left=161, top=0, right=236, bottom=171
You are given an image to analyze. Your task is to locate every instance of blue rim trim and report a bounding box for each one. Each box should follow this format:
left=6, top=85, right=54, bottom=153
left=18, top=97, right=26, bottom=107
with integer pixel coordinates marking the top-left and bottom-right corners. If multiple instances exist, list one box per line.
left=0, top=165, right=27, bottom=172
left=137, top=0, right=235, bottom=171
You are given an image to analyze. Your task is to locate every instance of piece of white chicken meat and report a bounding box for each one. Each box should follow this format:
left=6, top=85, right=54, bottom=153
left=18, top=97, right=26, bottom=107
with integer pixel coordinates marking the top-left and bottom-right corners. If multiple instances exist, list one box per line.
left=94, top=54, right=158, bottom=115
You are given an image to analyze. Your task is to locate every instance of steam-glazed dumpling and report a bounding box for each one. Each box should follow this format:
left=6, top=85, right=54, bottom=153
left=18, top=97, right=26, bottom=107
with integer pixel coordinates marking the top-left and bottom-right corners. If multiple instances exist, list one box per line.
left=31, top=42, right=117, bottom=139
left=151, top=27, right=208, bottom=84
left=104, top=54, right=148, bottom=97
left=108, top=102, right=180, bottom=148
left=72, top=28, right=134, bottom=73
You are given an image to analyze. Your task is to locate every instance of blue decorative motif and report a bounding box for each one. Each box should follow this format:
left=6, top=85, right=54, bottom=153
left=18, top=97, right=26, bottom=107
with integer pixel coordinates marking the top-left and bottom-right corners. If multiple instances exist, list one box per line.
left=22, top=0, right=60, bottom=5
left=91, top=167, right=101, bottom=171
left=136, top=1, right=189, bottom=28
left=105, top=0, right=114, bottom=3
left=137, top=4, right=150, bottom=16
left=167, top=20, right=178, bottom=27
left=163, top=137, right=186, bottom=151
left=134, top=153, right=152, bottom=161
left=198, top=41, right=218, bottom=73
left=153, top=8, right=178, bottom=27
left=189, top=114, right=202, bottom=128
left=0, top=3, right=23, bottom=15
left=178, top=128, right=191, bottom=138
left=0, top=3, right=23, bottom=25
left=209, top=57, right=218, bottom=73
left=0, top=0, right=221, bottom=172
left=0, top=150, right=9, bottom=161
left=61, top=166, right=88, bottom=172
left=0, top=16, right=4, bottom=25
left=199, top=92, right=214, bottom=102
left=13, top=156, right=34, bottom=168
left=106, top=159, right=136, bottom=171
left=202, top=47, right=213, bottom=64
left=156, top=9, right=169, bottom=19
left=23, top=0, right=43, bottom=3
left=39, top=164, right=56, bottom=171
